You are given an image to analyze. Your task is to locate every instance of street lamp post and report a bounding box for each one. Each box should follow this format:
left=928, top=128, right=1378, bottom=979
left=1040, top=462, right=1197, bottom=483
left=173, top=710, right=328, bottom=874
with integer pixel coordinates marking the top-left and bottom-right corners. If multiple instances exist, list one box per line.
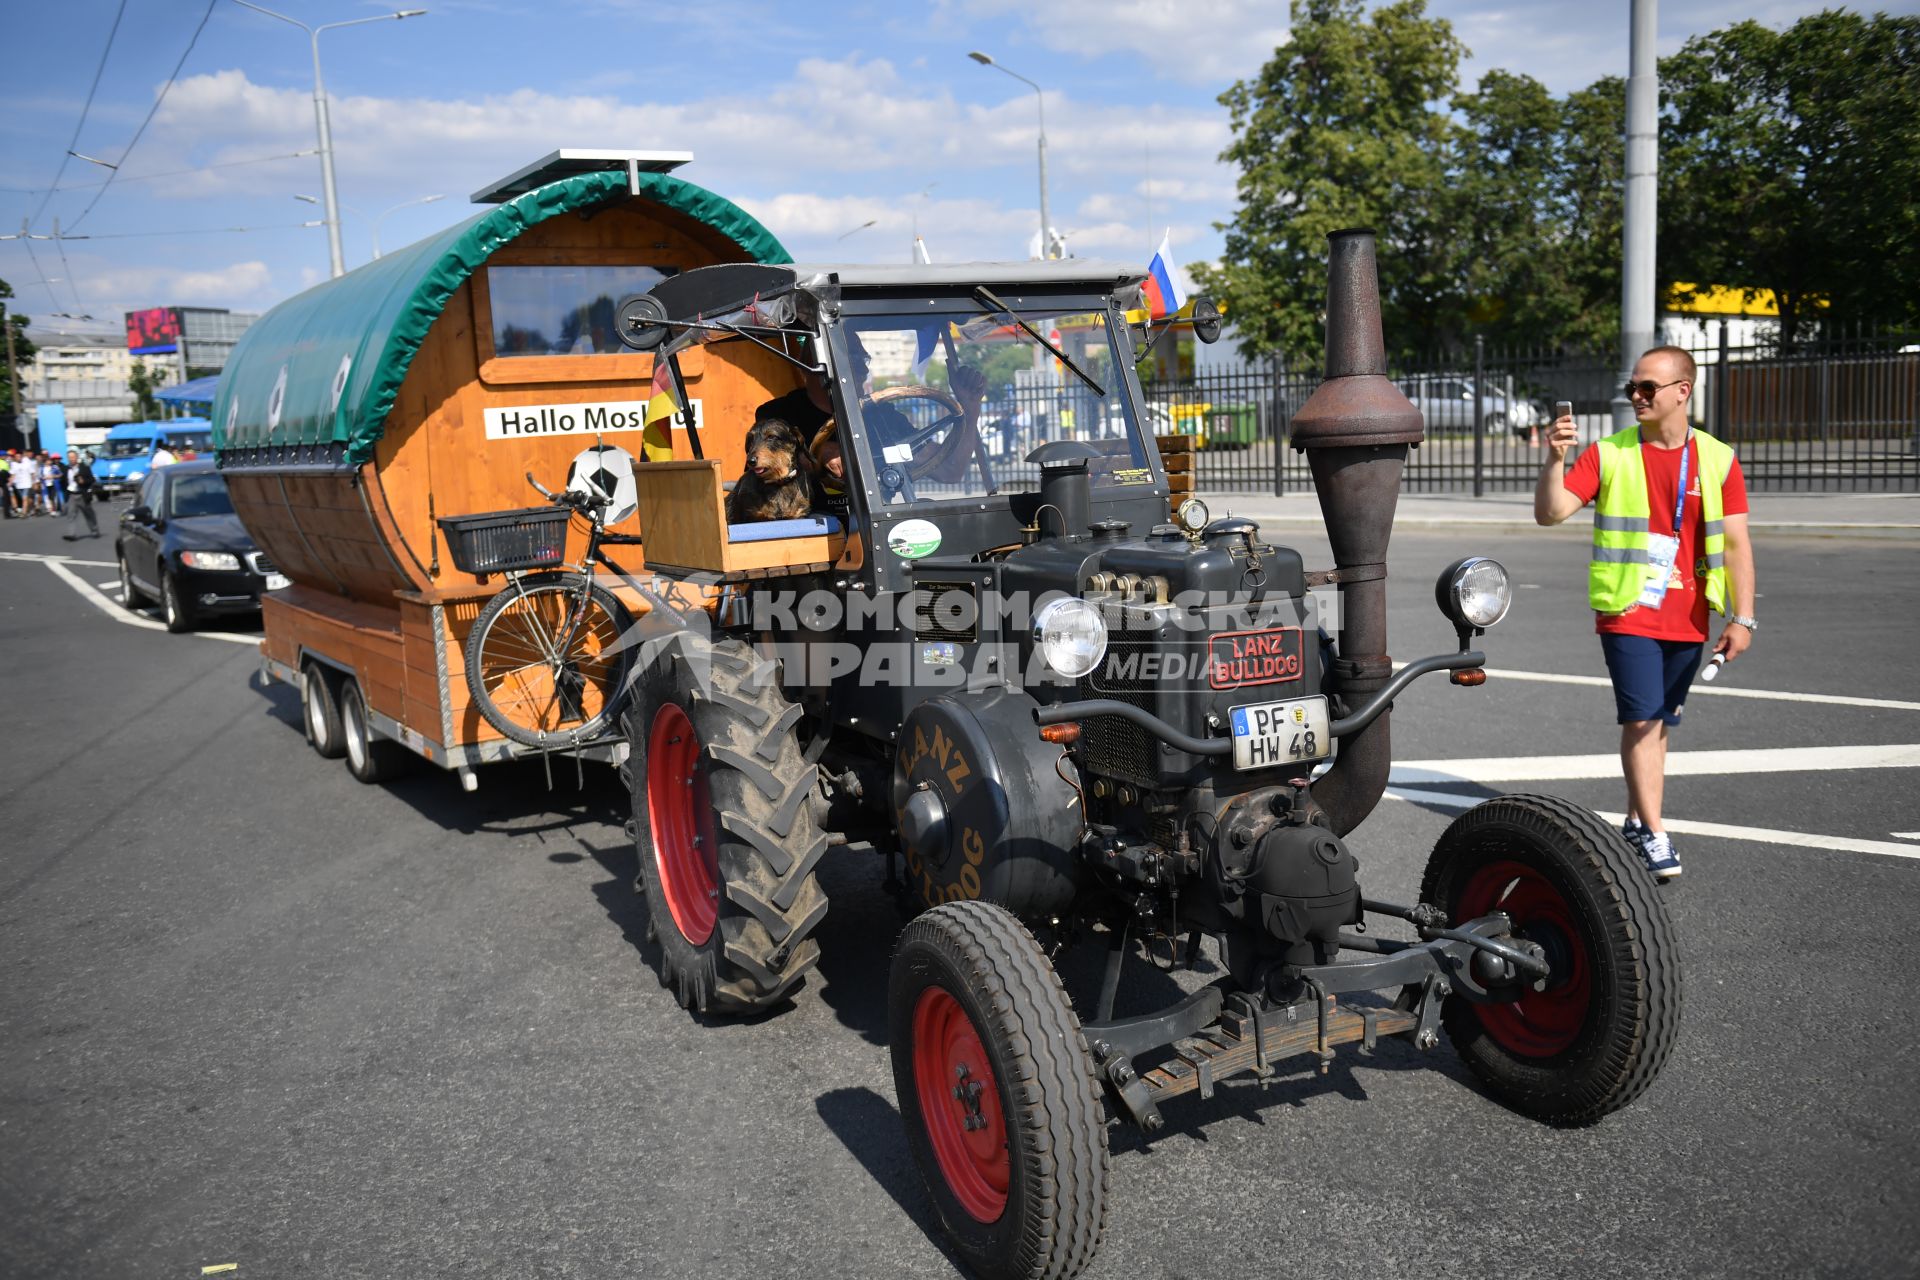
left=373, top=194, right=444, bottom=258
left=232, top=2, right=428, bottom=279
left=968, top=51, right=1054, bottom=260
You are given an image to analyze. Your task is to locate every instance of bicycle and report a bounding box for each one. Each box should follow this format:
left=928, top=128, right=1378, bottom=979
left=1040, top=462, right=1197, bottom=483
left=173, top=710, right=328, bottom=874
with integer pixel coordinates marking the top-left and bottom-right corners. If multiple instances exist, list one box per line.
left=451, top=471, right=691, bottom=750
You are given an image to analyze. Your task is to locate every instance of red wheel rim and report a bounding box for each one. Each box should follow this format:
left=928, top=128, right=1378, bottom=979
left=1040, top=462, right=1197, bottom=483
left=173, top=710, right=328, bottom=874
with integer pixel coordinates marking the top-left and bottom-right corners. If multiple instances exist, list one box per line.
left=912, top=987, right=1009, bottom=1223
left=647, top=704, right=719, bottom=944
left=1457, top=859, right=1591, bottom=1057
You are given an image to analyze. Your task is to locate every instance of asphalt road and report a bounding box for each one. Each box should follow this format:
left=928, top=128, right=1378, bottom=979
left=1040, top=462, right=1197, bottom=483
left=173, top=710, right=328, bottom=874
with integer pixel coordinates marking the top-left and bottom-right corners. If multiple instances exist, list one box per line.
left=3, top=506, right=1918, bottom=1279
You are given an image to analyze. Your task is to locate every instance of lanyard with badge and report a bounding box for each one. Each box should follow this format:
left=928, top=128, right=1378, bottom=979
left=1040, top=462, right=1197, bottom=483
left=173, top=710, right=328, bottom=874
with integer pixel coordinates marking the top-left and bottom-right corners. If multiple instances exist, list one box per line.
left=1636, top=427, right=1691, bottom=609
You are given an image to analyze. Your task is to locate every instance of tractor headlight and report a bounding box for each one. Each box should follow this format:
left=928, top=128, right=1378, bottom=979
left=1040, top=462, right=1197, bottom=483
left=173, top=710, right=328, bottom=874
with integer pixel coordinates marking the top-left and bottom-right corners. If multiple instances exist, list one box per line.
left=1175, top=497, right=1209, bottom=533
left=1033, top=597, right=1108, bottom=679
left=1436, top=556, right=1511, bottom=629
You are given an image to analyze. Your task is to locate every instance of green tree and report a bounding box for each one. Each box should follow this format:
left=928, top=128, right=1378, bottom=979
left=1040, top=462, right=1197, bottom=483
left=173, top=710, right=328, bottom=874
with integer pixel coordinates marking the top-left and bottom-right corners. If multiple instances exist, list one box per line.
left=1440, top=70, right=1627, bottom=352
left=1, top=278, right=38, bottom=422
left=128, top=359, right=168, bottom=420
left=1552, top=77, right=1626, bottom=351
left=1659, top=11, right=1920, bottom=349
left=1192, top=0, right=1465, bottom=359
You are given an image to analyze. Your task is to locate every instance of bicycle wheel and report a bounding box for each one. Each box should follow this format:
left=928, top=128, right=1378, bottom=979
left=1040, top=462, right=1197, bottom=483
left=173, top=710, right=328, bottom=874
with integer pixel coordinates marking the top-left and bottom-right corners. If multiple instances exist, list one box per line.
left=464, top=572, right=632, bottom=747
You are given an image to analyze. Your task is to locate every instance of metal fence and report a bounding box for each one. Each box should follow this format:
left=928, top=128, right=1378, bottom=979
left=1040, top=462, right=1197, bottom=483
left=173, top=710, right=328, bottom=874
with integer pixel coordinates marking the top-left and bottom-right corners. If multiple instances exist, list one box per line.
left=1140, top=327, right=1920, bottom=494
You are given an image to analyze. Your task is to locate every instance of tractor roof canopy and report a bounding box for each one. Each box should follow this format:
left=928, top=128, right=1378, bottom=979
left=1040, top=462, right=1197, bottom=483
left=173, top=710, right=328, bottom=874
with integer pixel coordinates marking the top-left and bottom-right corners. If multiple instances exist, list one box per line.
left=645, top=260, right=1149, bottom=323
left=213, top=170, right=789, bottom=465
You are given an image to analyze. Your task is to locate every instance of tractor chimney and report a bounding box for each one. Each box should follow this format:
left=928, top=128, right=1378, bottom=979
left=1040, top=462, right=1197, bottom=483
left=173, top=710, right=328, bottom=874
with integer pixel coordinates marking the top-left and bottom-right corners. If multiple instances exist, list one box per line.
left=1288, top=229, right=1425, bottom=836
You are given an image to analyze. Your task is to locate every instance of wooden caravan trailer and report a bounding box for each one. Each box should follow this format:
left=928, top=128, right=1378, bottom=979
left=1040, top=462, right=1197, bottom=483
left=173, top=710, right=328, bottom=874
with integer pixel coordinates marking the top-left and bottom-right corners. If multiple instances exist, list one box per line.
left=214, top=151, right=810, bottom=787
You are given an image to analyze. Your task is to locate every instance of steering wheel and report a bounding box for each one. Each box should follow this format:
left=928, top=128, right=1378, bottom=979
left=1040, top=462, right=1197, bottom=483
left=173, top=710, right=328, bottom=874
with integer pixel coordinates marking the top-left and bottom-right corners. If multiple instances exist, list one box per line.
left=868, top=385, right=969, bottom=479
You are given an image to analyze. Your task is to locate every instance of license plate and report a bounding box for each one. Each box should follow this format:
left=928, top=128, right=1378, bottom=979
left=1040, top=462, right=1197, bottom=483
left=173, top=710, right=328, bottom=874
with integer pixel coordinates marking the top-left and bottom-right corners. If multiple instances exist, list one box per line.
left=1229, top=695, right=1332, bottom=771
left=264, top=573, right=290, bottom=591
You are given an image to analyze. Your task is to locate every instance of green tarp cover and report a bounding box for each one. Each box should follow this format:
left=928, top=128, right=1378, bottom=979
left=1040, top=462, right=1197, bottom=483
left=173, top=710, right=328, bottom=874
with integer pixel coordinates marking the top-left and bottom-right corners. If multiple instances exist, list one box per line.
left=213, top=170, right=789, bottom=464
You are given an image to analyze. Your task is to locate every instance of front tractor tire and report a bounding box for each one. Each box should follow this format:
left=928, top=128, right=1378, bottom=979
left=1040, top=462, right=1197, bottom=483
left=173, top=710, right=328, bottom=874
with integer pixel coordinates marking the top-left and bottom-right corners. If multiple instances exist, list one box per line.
left=890, top=900, right=1109, bottom=1280
left=626, top=636, right=828, bottom=1015
left=1421, top=793, right=1682, bottom=1127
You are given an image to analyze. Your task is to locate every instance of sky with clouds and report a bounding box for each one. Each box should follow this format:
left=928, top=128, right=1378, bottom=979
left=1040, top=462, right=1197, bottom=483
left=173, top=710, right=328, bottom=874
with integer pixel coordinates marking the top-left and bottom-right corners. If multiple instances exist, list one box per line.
left=3, top=0, right=1911, bottom=342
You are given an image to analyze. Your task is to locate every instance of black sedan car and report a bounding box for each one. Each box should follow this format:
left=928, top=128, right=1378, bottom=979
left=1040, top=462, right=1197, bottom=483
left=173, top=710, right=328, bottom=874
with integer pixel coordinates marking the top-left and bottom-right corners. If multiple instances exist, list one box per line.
left=116, top=459, right=286, bottom=632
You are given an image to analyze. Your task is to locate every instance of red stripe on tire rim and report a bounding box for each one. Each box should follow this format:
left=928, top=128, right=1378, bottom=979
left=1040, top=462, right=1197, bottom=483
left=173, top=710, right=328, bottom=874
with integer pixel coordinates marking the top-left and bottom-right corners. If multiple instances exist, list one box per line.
left=1458, top=859, right=1591, bottom=1057
left=648, top=704, right=719, bottom=945
left=912, top=986, right=1009, bottom=1223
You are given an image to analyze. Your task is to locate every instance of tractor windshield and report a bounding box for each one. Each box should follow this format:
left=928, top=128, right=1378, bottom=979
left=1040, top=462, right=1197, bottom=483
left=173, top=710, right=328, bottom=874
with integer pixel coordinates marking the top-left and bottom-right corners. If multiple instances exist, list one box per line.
left=841, top=304, right=1152, bottom=505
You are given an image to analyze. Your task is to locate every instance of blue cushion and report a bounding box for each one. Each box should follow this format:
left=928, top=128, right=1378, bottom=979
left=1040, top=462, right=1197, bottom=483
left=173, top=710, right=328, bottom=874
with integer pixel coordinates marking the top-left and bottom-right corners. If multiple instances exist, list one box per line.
left=726, top=515, right=843, bottom=543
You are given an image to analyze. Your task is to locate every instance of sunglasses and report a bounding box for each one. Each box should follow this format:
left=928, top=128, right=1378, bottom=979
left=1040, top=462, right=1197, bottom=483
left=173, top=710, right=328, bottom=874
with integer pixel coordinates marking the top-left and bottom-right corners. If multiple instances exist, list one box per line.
left=1624, top=378, right=1687, bottom=400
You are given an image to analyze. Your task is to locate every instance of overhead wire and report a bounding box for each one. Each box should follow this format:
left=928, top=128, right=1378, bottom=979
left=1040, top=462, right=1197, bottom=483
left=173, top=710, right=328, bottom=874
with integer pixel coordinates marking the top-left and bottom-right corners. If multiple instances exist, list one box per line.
left=65, top=0, right=219, bottom=234
left=2, top=150, right=320, bottom=197
left=51, top=222, right=325, bottom=240
left=26, top=0, right=129, bottom=232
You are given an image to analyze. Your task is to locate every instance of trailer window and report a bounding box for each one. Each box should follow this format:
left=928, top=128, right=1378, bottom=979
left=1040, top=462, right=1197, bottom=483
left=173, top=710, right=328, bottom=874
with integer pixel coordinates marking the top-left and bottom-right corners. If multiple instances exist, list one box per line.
left=486, top=265, right=678, bottom=357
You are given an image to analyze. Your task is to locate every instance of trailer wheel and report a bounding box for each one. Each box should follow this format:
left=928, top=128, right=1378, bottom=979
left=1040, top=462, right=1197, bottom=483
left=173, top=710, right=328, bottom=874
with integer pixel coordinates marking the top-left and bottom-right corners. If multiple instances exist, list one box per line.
left=339, top=679, right=408, bottom=784
left=302, top=662, right=346, bottom=759
left=890, top=900, right=1109, bottom=1280
left=1421, top=793, right=1682, bottom=1127
left=626, top=636, right=827, bottom=1014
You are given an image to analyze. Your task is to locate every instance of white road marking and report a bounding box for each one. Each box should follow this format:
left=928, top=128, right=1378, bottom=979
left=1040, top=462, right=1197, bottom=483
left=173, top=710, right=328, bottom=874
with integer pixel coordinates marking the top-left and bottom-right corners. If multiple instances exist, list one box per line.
left=95, top=579, right=118, bottom=588
left=45, top=558, right=166, bottom=632
left=42, top=559, right=261, bottom=646
left=1477, top=666, right=1920, bottom=713
left=1893, top=832, right=1920, bottom=841
left=1393, top=743, right=1920, bottom=784
left=0, top=549, right=116, bottom=568
left=1381, top=786, right=1920, bottom=862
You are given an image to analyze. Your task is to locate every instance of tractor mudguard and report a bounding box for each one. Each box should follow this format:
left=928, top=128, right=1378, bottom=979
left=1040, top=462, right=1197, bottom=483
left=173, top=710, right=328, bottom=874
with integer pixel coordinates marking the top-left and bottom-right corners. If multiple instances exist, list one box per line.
left=892, top=685, right=1086, bottom=918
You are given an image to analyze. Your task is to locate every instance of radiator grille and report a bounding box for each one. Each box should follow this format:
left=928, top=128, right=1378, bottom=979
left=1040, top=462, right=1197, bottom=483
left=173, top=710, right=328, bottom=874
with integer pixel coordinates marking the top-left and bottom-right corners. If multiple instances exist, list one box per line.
left=1079, top=610, right=1161, bottom=787
left=912, top=580, right=979, bottom=643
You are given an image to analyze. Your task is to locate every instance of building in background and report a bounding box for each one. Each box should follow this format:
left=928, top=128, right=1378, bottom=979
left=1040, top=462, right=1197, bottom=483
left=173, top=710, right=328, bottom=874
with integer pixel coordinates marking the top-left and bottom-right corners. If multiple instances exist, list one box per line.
left=21, top=329, right=139, bottom=446
left=124, top=306, right=259, bottom=383
left=12, top=307, right=257, bottom=451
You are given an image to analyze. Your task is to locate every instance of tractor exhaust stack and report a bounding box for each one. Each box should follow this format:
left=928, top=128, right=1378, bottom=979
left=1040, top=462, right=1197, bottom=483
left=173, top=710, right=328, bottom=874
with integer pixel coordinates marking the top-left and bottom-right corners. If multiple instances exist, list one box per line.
left=1287, top=229, right=1425, bottom=836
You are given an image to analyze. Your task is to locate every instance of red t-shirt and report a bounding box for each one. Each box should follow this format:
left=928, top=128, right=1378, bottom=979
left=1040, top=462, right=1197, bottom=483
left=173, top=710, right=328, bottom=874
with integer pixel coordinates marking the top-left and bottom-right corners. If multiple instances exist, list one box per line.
left=1563, top=436, right=1749, bottom=641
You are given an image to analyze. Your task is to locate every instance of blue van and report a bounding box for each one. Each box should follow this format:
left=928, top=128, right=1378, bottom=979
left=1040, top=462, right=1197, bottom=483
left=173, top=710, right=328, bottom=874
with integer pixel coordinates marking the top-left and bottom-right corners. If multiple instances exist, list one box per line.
left=93, top=419, right=215, bottom=495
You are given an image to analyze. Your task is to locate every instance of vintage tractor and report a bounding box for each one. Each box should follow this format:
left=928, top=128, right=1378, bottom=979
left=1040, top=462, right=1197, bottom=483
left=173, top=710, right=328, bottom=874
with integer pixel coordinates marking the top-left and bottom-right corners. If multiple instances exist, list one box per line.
left=612, top=230, right=1680, bottom=1280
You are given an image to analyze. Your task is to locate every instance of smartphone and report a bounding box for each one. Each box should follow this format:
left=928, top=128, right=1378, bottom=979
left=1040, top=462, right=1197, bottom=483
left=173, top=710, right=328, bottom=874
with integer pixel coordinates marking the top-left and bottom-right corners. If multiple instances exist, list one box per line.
left=1555, top=400, right=1574, bottom=420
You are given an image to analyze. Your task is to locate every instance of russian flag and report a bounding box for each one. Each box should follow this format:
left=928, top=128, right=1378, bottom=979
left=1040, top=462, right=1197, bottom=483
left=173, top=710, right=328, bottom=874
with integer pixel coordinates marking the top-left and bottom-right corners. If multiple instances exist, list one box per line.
left=1143, top=230, right=1186, bottom=320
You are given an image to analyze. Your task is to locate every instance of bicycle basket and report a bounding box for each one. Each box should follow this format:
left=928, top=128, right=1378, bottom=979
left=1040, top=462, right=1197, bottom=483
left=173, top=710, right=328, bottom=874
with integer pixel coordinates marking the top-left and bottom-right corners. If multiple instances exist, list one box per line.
left=437, top=506, right=573, bottom=575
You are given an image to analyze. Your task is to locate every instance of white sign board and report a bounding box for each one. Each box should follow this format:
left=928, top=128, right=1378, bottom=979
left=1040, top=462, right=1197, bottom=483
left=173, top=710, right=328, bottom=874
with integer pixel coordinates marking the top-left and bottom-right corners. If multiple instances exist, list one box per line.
left=483, top=399, right=704, bottom=441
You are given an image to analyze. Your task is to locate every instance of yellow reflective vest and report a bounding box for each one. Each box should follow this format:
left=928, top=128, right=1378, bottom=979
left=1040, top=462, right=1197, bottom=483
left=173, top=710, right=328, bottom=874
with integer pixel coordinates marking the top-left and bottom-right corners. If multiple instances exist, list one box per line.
left=1589, top=426, right=1734, bottom=615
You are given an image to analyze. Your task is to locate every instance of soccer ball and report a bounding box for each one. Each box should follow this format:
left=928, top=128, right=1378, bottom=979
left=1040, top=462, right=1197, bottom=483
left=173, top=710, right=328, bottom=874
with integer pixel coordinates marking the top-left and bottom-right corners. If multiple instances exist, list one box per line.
left=566, top=444, right=638, bottom=526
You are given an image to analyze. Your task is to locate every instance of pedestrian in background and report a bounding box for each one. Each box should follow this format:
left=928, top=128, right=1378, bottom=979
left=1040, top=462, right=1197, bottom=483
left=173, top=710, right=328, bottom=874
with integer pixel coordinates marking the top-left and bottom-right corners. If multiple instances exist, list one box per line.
left=11, top=449, right=39, bottom=516
left=150, top=440, right=179, bottom=471
left=61, top=449, right=99, bottom=540
left=1534, top=345, right=1757, bottom=881
left=42, top=450, right=65, bottom=514
left=0, top=450, right=12, bottom=518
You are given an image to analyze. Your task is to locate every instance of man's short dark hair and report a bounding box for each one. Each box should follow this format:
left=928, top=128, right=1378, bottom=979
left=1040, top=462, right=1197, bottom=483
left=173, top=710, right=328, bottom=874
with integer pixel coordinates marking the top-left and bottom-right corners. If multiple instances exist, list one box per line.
left=1643, top=345, right=1697, bottom=383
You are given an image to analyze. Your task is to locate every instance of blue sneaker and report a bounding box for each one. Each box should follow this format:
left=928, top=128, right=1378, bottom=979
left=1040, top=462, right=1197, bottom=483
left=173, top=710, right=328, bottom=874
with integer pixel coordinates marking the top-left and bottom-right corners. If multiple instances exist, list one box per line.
left=1642, top=832, right=1683, bottom=881
left=1622, top=818, right=1650, bottom=855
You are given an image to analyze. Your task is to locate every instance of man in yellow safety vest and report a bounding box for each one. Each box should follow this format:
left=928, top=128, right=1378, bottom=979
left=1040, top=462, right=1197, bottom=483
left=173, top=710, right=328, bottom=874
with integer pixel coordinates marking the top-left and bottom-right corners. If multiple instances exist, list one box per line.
left=1534, top=345, right=1757, bottom=881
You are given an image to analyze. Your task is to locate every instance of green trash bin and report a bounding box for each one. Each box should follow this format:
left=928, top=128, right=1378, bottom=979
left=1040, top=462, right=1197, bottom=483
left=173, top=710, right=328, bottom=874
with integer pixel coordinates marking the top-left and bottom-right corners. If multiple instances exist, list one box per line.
left=1207, top=403, right=1258, bottom=450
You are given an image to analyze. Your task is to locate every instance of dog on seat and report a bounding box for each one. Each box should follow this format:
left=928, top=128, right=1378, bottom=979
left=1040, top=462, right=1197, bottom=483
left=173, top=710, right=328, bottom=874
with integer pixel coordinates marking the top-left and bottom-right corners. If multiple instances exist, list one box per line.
left=727, top=416, right=821, bottom=523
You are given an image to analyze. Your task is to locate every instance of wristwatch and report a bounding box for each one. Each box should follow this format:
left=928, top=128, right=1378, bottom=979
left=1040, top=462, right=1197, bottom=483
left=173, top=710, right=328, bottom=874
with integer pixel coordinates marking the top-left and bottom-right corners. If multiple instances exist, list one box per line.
left=1728, top=614, right=1758, bottom=632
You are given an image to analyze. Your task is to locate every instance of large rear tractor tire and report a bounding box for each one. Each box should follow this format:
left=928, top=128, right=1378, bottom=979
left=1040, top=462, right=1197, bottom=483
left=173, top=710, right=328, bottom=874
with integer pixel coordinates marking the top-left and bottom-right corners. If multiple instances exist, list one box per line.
left=625, top=635, right=827, bottom=1015
left=890, top=900, right=1109, bottom=1280
left=1421, top=793, right=1682, bottom=1127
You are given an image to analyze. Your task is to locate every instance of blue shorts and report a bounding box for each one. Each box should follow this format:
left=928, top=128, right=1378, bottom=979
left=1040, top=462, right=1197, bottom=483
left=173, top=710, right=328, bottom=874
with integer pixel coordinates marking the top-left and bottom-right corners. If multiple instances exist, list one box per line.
left=1599, top=634, right=1705, bottom=726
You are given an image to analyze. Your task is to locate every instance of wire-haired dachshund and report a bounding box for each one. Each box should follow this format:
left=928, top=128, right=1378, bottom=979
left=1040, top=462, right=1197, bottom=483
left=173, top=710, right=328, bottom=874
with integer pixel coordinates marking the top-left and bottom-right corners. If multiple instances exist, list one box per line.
left=726, top=417, right=821, bottom=523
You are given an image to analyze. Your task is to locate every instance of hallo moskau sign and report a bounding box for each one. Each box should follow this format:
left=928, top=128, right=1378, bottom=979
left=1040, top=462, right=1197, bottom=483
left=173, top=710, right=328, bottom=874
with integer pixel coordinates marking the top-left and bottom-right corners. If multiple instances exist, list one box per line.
left=483, top=399, right=704, bottom=441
